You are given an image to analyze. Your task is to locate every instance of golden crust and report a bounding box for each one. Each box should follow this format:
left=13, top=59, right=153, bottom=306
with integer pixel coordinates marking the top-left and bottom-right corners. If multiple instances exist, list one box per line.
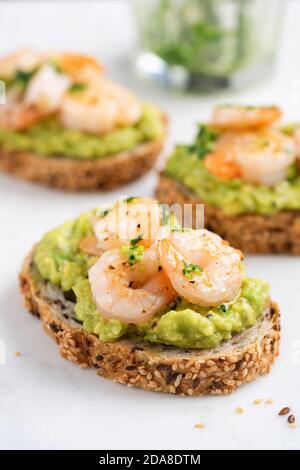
left=0, top=117, right=166, bottom=191
left=156, top=173, right=300, bottom=254
left=19, top=251, right=280, bottom=396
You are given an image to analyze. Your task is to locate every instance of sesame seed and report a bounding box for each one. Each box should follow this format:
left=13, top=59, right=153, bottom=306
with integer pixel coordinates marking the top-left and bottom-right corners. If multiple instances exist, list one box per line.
left=288, top=423, right=297, bottom=429
left=174, top=374, right=183, bottom=388
left=265, top=398, right=273, bottom=404
left=194, top=423, right=205, bottom=429
left=253, top=399, right=263, bottom=405
left=154, top=370, right=162, bottom=380
left=235, top=407, right=244, bottom=414
left=79, top=363, right=88, bottom=369
left=14, top=351, right=21, bottom=357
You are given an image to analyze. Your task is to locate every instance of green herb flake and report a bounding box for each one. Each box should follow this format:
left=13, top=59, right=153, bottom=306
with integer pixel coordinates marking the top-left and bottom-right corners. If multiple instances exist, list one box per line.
left=189, top=124, right=218, bottom=159
left=125, top=197, right=137, bottom=204
left=218, top=304, right=228, bottom=313
left=69, top=82, right=87, bottom=93
left=99, top=208, right=110, bottom=218
left=9, top=68, right=37, bottom=91
left=121, top=234, right=145, bottom=266
left=130, top=234, right=144, bottom=246
left=182, top=260, right=202, bottom=280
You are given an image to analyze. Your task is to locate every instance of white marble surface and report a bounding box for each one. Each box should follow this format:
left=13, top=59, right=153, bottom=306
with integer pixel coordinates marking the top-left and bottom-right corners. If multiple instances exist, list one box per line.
left=0, top=0, right=300, bottom=450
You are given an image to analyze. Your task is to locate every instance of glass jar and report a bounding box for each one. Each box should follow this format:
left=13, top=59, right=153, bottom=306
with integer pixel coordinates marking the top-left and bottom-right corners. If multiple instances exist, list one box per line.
left=131, top=0, right=286, bottom=91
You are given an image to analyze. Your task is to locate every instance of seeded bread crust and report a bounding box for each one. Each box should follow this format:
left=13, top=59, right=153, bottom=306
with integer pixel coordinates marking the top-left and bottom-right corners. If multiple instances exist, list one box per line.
left=0, top=117, right=166, bottom=191
left=19, top=251, right=280, bottom=396
left=156, top=173, right=300, bottom=254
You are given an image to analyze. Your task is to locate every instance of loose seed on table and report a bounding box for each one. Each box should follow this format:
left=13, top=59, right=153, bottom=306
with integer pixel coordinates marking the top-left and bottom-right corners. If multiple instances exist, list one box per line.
left=194, top=423, right=205, bottom=429
left=278, top=407, right=290, bottom=416
left=235, top=407, right=244, bottom=414
left=288, top=415, right=295, bottom=424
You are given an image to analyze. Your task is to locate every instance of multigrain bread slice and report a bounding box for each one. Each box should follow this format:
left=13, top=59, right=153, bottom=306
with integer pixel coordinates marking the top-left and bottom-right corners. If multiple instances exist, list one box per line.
left=19, top=252, right=280, bottom=396
left=0, top=136, right=165, bottom=191
left=156, top=173, right=300, bottom=254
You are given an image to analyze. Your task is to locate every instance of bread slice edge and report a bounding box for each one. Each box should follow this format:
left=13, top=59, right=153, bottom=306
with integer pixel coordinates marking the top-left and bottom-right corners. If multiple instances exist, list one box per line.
left=156, top=173, right=300, bottom=254
left=19, top=250, right=281, bottom=396
left=0, top=116, right=167, bottom=191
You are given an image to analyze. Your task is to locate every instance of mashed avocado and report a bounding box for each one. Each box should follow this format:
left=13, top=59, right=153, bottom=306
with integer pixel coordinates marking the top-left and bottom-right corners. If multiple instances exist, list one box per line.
left=0, top=105, right=163, bottom=159
left=165, top=146, right=300, bottom=216
left=33, top=211, right=270, bottom=349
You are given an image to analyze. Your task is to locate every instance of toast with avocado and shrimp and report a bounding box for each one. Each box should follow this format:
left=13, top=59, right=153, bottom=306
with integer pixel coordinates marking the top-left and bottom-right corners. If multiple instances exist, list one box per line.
left=0, top=49, right=166, bottom=190
left=156, top=105, right=300, bottom=254
left=19, top=197, right=280, bottom=396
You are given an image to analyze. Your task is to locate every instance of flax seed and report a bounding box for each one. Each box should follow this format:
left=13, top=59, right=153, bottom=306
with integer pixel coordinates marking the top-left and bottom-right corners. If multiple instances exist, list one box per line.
left=278, top=407, right=290, bottom=416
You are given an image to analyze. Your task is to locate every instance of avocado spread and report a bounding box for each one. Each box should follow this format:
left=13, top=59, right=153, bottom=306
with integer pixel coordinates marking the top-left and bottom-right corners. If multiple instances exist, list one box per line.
left=0, top=104, right=163, bottom=159
left=165, top=130, right=300, bottom=216
left=33, top=211, right=270, bottom=349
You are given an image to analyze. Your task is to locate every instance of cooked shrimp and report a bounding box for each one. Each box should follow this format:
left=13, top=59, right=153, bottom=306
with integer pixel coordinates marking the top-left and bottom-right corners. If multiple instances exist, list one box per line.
left=233, top=129, right=295, bottom=186
left=158, top=229, right=243, bottom=307
left=94, top=198, right=162, bottom=251
left=205, top=128, right=295, bottom=186
left=79, top=235, right=104, bottom=256
left=211, top=105, right=282, bottom=131
left=24, top=64, right=71, bottom=113
left=0, top=61, right=71, bottom=129
left=0, top=48, right=41, bottom=79
left=88, top=248, right=176, bottom=324
left=55, top=52, right=104, bottom=82
left=0, top=89, right=44, bottom=130
left=59, top=76, right=141, bottom=135
left=205, top=142, right=242, bottom=180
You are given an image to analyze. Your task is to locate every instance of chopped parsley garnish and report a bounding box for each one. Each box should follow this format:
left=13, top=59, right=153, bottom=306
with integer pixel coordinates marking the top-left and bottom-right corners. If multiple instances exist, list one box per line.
left=69, top=82, right=87, bottom=93
left=125, top=197, right=136, bottom=204
left=287, top=163, right=297, bottom=181
left=218, top=304, right=228, bottom=313
left=121, top=234, right=144, bottom=266
left=171, top=227, right=191, bottom=233
left=182, top=260, right=202, bottom=280
left=9, top=68, right=37, bottom=91
left=99, top=208, right=110, bottom=218
left=130, top=234, right=144, bottom=245
left=188, top=124, right=218, bottom=159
